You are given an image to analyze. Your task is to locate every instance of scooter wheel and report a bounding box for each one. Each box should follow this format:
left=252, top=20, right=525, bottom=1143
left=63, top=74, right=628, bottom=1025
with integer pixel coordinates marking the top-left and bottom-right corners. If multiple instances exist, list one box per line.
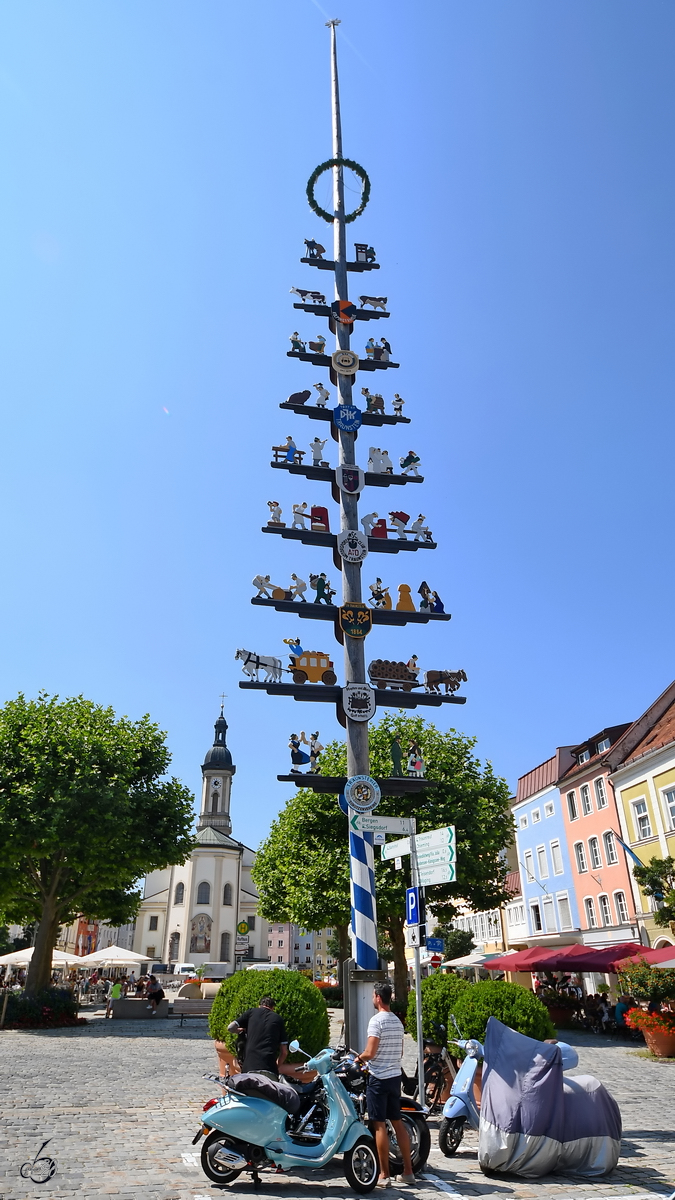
left=381, top=1114, right=431, bottom=1173
left=438, top=1117, right=464, bottom=1157
left=344, top=1135, right=380, bottom=1193
left=200, top=1130, right=244, bottom=1184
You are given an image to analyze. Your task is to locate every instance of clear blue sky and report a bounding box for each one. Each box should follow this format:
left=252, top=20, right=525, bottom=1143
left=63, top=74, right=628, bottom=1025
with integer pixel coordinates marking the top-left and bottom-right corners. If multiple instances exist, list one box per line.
left=1, top=1, right=674, bottom=849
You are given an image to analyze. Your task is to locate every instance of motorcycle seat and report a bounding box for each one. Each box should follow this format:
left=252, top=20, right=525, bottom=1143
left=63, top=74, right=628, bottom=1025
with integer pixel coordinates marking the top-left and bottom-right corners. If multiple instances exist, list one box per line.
left=226, top=1072, right=301, bottom=1116
left=292, top=1077, right=323, bottom=1097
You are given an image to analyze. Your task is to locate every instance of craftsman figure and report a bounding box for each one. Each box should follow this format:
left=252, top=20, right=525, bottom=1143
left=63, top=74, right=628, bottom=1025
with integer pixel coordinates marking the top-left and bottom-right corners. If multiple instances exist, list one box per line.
left=369, top=578, right=390, bottom=608
left=361, top=512, right=379, bottom=537
left=289, top=573, right=307, bottom=602
left=418, top=581, right=432, bottom=611
left=312, top=572, right=333, bottom=604
left=290, top=332, right=306, bottom=352
left=364, top=245, right=376, bottom=263
left=406, top=654, right=419, bottom=678
left=283, top=435, right=298, bottom=464
left=313, top=382, right=331, bottom=407
left=392, top=393, right=405, bottom=417
left=390, top=735, right=404, bottom=778
left=368, top=447, right=383, bottom=474
left=410, top=514, right=429, bottom=541
left=400, top=451, right=421, bottom=478
left=252, top=574, right=274, bottom=598
left=380, top=449, right=393, bottom=474
left=365, top=337, right=377, bottom=361
left=267, top=500, right=283, bottom=524
left=292, top=502, right=309, bottom=529
left=389, top=512, right=408, bottom=539
left=309, top=436, right=328, bottom=466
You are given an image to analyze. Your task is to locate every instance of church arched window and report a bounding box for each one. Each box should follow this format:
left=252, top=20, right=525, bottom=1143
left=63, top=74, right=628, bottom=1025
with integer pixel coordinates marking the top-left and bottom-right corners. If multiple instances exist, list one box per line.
left=197, top=881, right=211, bottom=905
left=211, top=792, right=219, bottom=813
left=223, top=882, right=233, bottom=906
left=174, top=882, right=185, bottom=905
left=221, top=931, right=231, bottom=962
left=168, top=931, right=180, bottom=961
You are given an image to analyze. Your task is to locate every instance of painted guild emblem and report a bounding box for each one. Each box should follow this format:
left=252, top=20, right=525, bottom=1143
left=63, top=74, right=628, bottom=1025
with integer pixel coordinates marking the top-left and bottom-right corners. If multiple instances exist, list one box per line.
left=337, top=529, right=368, bottom=563
left=339, top=602, right=372, bottom=639
left=333, top=404, right=362, bottom=433
left=337, top=465, right=365, bottom=495
left=342, top=683, right=377, bottom=722
left=332, top=348, right=359, bottom=375
left=344, top=773, right=381, bottom=813
left=331, top=299, right=356, bottom=325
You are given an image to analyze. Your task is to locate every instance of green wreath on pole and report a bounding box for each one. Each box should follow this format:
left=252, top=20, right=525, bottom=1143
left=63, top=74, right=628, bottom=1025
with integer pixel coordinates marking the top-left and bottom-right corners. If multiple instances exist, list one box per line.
left=306, top=158, right=371, bottom=224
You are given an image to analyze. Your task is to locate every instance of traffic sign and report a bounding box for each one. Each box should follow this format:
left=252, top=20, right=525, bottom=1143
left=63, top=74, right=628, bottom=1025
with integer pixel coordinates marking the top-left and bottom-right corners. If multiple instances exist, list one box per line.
left=405, top=925, right=421, bottom=948
left=235, top=936, right=249, bottom=952
left=406, top=886, right=420, bottom=926
left=416, top=845, right=455, bottom=867
left=426, top=937, right=444, bottom=953
left=430, top=954, right=442, bottom=968
left=237, top=921, right=249, bottom=936
left=381, top=825, right=455, bottom=862
left=417, top=862, right=456, bottom=886
left=351, top=813, right=411, bottom=834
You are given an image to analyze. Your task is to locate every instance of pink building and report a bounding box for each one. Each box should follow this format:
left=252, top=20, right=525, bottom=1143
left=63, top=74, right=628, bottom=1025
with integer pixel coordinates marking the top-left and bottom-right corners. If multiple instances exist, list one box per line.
left=557, top=725, right=639, bottom=944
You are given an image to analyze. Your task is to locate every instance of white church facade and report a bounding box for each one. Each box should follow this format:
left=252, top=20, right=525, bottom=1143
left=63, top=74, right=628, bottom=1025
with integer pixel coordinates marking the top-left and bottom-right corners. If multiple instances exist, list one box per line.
left=133, top=709, right=269, bottom=971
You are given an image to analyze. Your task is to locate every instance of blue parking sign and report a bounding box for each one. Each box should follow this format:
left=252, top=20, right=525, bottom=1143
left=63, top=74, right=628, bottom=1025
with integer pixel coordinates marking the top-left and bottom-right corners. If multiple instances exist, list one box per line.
left=406, top=886, right=419, bottom=927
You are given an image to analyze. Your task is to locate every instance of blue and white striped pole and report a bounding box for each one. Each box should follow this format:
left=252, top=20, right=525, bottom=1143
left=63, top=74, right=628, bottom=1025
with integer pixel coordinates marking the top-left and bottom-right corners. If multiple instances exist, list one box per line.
left=349, top=822, right=379, bottom=969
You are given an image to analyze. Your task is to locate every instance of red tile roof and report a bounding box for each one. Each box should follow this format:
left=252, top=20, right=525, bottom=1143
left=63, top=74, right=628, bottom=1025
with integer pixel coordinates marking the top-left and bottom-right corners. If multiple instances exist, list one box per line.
left=624, top=699, right=675, bottom=765
left=505, top=870, right=521, bottom=898
left=516, top=755, right=557, bottom=803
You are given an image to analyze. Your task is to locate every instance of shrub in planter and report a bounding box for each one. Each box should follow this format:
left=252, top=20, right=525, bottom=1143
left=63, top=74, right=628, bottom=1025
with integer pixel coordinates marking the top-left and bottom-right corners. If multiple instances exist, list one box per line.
left=209, top=968, right=329, bottom=1058
left=317, top=985, right=343, bottom=1007
left=5, top=987, right=80, bottom=1028
left=452, top=981, right=555, bottom=1043
left=406, top=972, right=470, bottom=1040
left=617, top=958, right=675, bottom=1004
left=625, top=1007, right=675, bottom=1035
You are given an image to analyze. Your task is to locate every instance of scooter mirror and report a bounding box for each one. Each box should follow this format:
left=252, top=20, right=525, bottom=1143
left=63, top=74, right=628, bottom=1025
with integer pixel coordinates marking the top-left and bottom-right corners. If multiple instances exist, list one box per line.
left=289, top=1039, right=300, bottom=1053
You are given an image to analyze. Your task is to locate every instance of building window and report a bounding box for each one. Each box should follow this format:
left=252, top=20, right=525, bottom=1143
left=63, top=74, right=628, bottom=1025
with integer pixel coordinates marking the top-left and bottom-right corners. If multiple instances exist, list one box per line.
left=277, top=955, right=283, bottom=962
left=595, top=777, right=608, bottom=808
left=326, top=928, right=333, bottom=935
left=557, top=894, right=573, bottom=930
left=523, top=850, right=535, bottom=882
left=578, top=749, right=591, bottom=764
left=581, top=784, right=593, bottom=815
left=305, top=956, right=311, bottom=963
left=530, top=903, right=542, bottom=932
left=633, top=799, right=652, bottom=840
left=614, top=890, right=629, bottom=923
left=294, top=956, right=299, bottom=963
left=584, top=897, right=597, bottom=928
left=544, top=801, right=555, bottom=818
left=507, top=903, right=525, bottom=926
left=550, top=840, right=564, bottom=875
left=519, top=814, right=528, bottom=829
left=603, top=830, right=618, bottom=864
left=197, top=882, right=211, bottom=905
left=168, top=932, right=180, bottom=961
left=663, top=787, right=675, bottom=830
left=305, top=943, right=311, bottom=950
left=575, top=842, right=588, bottom=873
left=277, top=940, right=284, bottom=947
left=268, top=939, right=272, bottom=947
left=174, top=882, right=185, bottom=905
left=211, top=792, right=219, bottom=813
left=294, top=943, right=299, bottom=949
left=146, top=946, right=156, bottom=959
left=222, top=882, right=233, bottom=906
left=536, top=846, right=549, bottom=879
left=221, top=932, right=231, bottom=962
left=589, top=837, right=602, bottom=870
left=542, top=898, right=556, bottom=933
left=598, top=894, right=612, bottom=926
left=248, top=915, right=256, bottom=931
left=597, top=738, right=611, bottom=753
left=531, top=809, right=541, bottom=824
left=567, top=791, right=579, bottom=821
left=316, top=942, right=322, bottom=950
left=149, top=915, right=158, bottom=931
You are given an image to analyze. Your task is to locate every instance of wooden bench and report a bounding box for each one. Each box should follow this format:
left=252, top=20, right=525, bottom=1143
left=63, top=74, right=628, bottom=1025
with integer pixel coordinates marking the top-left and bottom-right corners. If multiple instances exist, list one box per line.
left=170, top=997, right=213, bottom=1026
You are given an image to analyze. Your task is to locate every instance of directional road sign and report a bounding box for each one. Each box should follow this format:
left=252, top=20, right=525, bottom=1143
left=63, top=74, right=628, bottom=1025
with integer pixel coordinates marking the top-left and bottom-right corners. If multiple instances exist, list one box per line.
left=381, top=825, right=455, bottom=862
left=351, top=813, right=412, bottom=835
left=426, top=937, right=444, bottom=953
left=417, top=862, right=456, bottom=886
left=415, top=845, right=455, bottom=868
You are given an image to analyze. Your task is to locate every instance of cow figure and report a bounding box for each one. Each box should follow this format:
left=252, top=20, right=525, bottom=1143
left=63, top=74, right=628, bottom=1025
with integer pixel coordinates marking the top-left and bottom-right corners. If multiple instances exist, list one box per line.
left=424, top=668, right=468, bottom=695
left=359, top=295, right=388, bottom=311
left=304, top=239, right=326, bottom=259
left=235, top=648, right=283, bottom=684
left=290, top=287, right=327, bottom=304
left=361, top=387, right=385, bottom=414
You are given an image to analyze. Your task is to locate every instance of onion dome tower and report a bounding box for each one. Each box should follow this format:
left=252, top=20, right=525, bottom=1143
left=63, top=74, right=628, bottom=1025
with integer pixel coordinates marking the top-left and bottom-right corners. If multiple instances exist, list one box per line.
left=198, top=707, right=236, bottom=837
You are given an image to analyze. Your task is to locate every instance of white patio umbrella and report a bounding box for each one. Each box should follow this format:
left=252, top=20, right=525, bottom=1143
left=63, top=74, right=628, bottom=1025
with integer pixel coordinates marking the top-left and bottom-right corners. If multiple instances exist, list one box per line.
left=654, top=955, right=675, bottom=969
left=76, top=944, right=147, bottom=966
left=0, top=947, right=81, bottom=966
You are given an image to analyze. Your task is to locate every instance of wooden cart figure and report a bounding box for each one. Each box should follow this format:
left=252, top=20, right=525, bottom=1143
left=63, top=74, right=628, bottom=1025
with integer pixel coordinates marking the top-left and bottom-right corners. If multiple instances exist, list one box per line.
left=367, top=658, right=421, bottom=692
left=289, top=650, right=337, bottom=686
left=361, top=388, right=385, bottom=414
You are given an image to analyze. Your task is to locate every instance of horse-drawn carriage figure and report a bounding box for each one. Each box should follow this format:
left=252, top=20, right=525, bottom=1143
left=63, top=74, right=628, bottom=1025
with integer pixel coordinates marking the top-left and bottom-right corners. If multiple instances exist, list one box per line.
left=290, top=650, right=337, bottom=686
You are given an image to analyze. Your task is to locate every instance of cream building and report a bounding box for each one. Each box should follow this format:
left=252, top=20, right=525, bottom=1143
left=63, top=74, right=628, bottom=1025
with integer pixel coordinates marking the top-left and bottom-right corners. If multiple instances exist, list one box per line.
left=133, top=709, right=268, bottom=970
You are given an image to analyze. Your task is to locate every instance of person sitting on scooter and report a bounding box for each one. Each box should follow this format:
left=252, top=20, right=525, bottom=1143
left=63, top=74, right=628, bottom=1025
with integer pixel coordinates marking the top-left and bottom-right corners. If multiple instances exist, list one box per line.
left=228, top=996, right=289, bottom=1081
left=355, top=983, right=415, bottom=1189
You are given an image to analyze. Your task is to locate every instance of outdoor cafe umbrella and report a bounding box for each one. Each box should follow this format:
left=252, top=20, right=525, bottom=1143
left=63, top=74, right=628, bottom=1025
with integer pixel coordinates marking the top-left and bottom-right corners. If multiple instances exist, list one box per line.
left=0, top=947, right=81, bottom=966
left=76, top=944, right=147, bottom=966
left=482, top=946, right=564, bottom=973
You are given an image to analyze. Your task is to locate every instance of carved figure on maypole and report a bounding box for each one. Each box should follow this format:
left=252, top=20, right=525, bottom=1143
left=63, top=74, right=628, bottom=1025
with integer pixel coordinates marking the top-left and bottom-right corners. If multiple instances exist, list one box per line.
left=290, top=286, right=326, bottom=304
left=361, top=387, right=385, bottom=414
left=309, top=572, right=336, bottom=605
left=304, top=238, right=326, bottom=260
left=252, top=573, right=277, bottom=598
left=313, top=382, right=331, bottom=407
left=368, top=577, right=391, bottom=609
left=309, top=436, right=329, bottom=466
left=392, top=393, right=405, bottom=417
left=359, top=294, right=387, bottom=310
left=400, top=450, right=422, bottom=477
left=266, top=501, right=284, bottom=526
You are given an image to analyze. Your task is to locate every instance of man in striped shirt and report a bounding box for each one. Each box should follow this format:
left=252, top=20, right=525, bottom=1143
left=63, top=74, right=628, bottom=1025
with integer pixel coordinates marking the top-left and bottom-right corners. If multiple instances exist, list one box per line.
left=355, top=983, right=415, bottom=1187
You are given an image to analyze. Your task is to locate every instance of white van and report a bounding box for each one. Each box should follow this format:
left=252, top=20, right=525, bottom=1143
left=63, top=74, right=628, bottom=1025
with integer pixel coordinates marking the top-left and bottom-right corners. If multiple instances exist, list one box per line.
left=173, top=963, right=197, bottom=977
left=246, top=962, right=289, bottom=971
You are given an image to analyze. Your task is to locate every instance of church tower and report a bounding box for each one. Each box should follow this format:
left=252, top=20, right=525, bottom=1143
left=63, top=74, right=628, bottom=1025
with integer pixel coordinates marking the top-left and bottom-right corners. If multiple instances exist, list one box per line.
left=199, top=706, right=236, bottom=837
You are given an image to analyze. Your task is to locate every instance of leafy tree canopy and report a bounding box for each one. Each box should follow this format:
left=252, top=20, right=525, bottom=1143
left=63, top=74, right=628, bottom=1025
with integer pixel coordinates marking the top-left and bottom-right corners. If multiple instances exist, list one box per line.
left=632, top=857, right=675, bottom=929
left=431, top=927, right=475, bottom=961
left=0, top=693, right=196, bottom=992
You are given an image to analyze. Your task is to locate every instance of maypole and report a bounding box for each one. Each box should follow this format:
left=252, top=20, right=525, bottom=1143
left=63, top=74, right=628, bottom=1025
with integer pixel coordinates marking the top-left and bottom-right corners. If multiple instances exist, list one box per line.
left=239, top=18, right=466, bottom=1051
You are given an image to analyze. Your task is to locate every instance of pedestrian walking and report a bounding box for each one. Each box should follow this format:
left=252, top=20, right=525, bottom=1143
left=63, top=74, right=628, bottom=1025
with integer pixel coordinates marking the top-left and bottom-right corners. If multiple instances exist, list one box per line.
left=106, top=979, right=122, bottom=1018
left=355, top=983, right=415, bottom=1188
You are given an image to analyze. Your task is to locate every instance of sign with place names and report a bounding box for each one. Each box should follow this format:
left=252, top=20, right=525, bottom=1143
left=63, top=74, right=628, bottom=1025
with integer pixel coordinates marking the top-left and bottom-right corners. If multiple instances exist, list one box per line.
left=417, top=862, right=456, bottom=887
left=235, top=936, right=249, bottom=952
left=426, top=937, right=445, bottom=953
left=380, top=825, right=455, bottom=862
left=416, top=844, right=455, bottom=868
left=351, top=813, right=412, bottom=834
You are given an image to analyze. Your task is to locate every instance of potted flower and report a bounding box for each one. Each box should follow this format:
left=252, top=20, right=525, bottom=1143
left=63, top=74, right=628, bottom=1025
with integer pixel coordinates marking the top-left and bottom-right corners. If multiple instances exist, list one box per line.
left=626, top=1007, right=675, bottom=1057
left=536, top=988, right=579, bottom=1030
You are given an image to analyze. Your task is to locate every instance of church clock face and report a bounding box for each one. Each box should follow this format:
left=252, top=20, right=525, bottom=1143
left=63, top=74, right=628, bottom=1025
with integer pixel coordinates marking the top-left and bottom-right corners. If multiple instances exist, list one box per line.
left=211, top=778, right=222, bottom=788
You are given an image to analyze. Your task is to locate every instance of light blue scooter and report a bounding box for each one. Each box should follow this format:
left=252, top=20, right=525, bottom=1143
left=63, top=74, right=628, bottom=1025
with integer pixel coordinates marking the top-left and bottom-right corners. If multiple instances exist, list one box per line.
left=194, top=1039, right=379, bottom=1192
left=438, top=1018, right=579, bottom=1157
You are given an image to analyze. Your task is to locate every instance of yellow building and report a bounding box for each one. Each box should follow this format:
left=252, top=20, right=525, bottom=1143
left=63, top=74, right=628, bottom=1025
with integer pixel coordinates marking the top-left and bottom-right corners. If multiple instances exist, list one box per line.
left=607, top=680, right=675, bottom=949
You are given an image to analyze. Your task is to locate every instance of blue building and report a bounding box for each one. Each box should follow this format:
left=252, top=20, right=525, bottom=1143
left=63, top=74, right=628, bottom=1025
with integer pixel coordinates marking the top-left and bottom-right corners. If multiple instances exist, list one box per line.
left=512, top=749, right=581, bottom=942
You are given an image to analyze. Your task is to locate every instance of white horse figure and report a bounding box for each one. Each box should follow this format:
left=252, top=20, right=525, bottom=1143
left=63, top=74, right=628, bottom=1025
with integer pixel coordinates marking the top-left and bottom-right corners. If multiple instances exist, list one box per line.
left=235, top=648, right=283, bottom=683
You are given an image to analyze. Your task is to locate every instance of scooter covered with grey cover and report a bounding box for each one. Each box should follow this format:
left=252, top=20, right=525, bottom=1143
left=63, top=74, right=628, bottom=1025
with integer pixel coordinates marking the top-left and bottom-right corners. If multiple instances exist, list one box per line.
left=478, top=1018, right=621, bottom=1178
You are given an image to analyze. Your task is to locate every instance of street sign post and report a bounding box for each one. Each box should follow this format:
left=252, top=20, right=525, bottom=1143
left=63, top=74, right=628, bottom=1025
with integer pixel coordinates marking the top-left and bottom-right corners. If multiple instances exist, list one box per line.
left=418, top=862, right=456, bottom=886
left=426, top=937, right=444, bottom=953
left=381, top=826, right=455, bottom=862
left=350, top=813, right=412, bottom=835
left=406, top=886, right=420, bottom=927
left=430, top=954, right=442, bottom=968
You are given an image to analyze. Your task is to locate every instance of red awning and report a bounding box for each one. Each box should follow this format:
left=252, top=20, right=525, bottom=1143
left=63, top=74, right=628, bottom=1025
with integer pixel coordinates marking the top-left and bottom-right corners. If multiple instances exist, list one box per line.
left=546, top=942, right=645, bottom=972
left=485, top=946, right=563, bottom=972
left=614, top=944, right=675, bottom=967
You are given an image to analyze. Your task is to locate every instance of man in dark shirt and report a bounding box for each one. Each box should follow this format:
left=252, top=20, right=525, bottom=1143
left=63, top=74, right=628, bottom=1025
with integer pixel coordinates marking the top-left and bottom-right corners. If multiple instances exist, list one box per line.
left=228, top=996, right=288, bottom=1079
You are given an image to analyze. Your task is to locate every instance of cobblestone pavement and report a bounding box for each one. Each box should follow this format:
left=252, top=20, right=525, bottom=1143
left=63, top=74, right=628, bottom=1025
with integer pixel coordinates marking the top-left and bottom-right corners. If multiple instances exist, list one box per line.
left=0, top=1015, right=673, bottom=1200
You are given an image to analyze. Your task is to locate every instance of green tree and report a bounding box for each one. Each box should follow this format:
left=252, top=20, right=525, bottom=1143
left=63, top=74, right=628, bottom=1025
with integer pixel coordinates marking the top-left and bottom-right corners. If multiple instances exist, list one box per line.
left=431, top=926, right=475, bottom=961
left=253, top=713, right=513, bottom=1003
left=0, top=693, right=196, bottom=995
left=632, top=857, right=675, bottom=930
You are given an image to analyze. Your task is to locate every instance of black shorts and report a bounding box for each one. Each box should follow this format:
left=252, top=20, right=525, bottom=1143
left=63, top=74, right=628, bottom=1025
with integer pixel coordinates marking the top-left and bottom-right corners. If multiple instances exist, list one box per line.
left=367, top=1074, right=402, bottom=1121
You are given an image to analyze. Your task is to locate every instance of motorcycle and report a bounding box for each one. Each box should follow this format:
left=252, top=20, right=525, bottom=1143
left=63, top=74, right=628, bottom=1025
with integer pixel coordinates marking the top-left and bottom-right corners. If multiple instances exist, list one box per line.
left=193, top=1039, right=380, bottom=1192
left=332, top=1048, right=431, bottom=1174
left=438, top=1017, right=580, bottom=1159
left=401, top=1021, right=457, bottom=1112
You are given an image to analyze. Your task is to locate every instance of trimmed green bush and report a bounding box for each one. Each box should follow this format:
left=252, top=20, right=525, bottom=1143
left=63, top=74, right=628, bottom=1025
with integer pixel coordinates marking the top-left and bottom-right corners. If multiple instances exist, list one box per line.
left=5, top=987, right=80, bottom=1028
left=406, top=972, right=470, bottom=1040
left=452, top=980, right=555, bottom=1043
left=318, top=985, right=343, bottom=1007
left=208, top=969, right=329, bottom=1057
